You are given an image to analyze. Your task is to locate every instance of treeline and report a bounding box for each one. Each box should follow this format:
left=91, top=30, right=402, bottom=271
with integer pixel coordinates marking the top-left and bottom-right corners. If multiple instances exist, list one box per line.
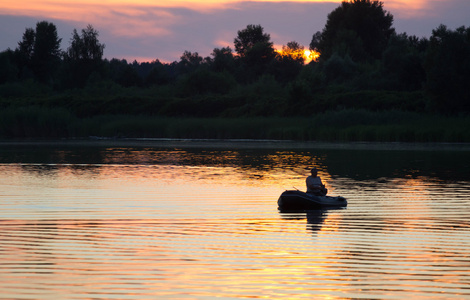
left=0, top=0, right=469, bottom=140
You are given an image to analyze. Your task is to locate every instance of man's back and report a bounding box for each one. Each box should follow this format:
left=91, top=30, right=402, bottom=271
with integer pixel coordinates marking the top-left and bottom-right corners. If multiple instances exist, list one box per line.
left=306, top=175, right=323, bottom=193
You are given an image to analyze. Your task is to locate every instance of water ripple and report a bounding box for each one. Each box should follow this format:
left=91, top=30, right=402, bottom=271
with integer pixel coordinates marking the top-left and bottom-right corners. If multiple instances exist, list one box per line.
left=0, top=147, right=469, bottom=299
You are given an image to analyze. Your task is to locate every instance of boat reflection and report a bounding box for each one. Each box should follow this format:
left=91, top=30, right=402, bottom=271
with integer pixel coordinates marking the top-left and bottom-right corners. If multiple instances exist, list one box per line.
left=279, top=208, right=345, bottom=234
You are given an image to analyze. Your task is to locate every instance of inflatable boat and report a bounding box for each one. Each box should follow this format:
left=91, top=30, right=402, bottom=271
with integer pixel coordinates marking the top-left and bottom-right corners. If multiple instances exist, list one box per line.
left=278, top=190, right=347, bottom=210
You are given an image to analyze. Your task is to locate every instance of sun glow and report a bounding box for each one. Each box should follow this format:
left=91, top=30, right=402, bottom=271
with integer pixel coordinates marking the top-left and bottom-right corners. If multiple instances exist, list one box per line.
left=275, top=48, right=321, bottom=64
left=2, top=0, right=440, bottom=62
left=304, top=49, right=321, bottom=63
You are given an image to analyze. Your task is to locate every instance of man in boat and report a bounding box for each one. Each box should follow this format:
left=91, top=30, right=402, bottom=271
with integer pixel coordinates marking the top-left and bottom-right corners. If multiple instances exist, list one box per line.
left=306, top=167, right=328, bottom=196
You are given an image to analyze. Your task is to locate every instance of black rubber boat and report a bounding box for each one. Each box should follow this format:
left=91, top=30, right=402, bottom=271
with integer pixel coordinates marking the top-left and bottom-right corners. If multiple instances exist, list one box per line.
left=278, top=190, right=347, bottom=210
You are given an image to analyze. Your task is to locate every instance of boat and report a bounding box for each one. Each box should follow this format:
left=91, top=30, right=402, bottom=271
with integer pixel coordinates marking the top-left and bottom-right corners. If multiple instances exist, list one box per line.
left=278, top=190, right=347, bottom=210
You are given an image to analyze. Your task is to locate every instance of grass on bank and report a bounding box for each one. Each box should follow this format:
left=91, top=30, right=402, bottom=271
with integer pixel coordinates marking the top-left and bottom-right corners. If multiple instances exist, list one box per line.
left=0, top=107, right=469, bottom=143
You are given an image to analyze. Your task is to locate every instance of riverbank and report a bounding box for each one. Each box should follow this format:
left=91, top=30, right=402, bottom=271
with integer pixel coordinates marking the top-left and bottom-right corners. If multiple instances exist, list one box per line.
left=0, top=108, right=469, bottom=143
left=1, top=137, right=470, bottom=152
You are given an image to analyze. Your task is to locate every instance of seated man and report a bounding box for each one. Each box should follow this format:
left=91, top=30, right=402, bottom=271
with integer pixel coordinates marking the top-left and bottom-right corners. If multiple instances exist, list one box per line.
left=306, top=167, right=328, bottom=196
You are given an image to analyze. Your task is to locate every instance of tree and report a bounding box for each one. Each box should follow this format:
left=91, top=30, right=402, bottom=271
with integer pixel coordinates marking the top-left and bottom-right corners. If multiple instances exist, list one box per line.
left=381, top=33, right=426, bottom=91
left=178, top=51, right=203, bottom=74
left=17, top=28, right=35, bottom=60
left=309, top=31, right=322, bottom=53
left=280, top=41, right=305, bottom=63
left=33, top=21, right=62, bottom=81
left=67, top=25, right=105, bottom=61
left=270, top=41, right=305, bottom=83
left=177, top=69, right=236, bottom=96
left=317, top=0, right=395, bottom=61
left=233, top=24, right=275, bottom=79
left=15, top=21, right=62, bottom=83
left=234, top=24, right=272, bottom=57
left=210, top=47, right=235, bottom=72
left=322, top=53, right=358, bottom=83
left=16, top=28, right=35, bottom=78
left=425, top=25, right=470, bottom=113
left=0, top=50, right=18, bottom=84
left=144, top=60, right=173, bottom=86
left=62, top=24, right=105, bottom=88
left=107, top=59, right=142, bottom=87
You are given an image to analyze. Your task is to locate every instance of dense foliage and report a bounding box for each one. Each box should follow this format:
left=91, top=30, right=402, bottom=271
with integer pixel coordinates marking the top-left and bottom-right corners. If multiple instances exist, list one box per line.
left=0, top=0, right=469, bottom=140
left=314, top=0, right=395, bottom=61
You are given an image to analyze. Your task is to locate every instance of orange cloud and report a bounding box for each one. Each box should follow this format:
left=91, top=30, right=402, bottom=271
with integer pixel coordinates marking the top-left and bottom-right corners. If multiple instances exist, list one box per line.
left=2, top=0, right=432, bottom=15
left=2, top=0, right=447, bottom=62
left=3, top=2, right=184, bottom=38
left=386, top=0, right=428, bottom=10
left=2, top=0, right=233, bottom=16
left=2, top=0, right=435, bottom=27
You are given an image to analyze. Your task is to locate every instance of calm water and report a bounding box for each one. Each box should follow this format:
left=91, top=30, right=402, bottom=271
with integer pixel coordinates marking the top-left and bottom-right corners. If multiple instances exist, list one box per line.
left=1, top=140, right=470, bottom=300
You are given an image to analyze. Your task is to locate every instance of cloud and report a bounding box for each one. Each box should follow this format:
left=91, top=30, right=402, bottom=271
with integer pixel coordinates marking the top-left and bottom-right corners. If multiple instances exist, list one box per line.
left=1, top=0, right=470, bottom=63
left=156, top=1, right=337, bottom=60
left=392, top=0, right=470, bottom=37
left=67, top=1, right=338, bottom=62
left=0, top=15, right=76, bottom=51
left=103, top=7, right=178, bottom=38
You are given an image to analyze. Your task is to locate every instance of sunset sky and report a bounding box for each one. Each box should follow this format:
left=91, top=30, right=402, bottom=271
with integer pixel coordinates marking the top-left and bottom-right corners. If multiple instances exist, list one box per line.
left=1, top=0, right=469, bottom=62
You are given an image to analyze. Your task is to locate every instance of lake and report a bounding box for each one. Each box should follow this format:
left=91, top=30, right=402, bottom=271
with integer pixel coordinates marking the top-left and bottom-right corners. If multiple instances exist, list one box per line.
left=1, top=140, right=469, bottom=299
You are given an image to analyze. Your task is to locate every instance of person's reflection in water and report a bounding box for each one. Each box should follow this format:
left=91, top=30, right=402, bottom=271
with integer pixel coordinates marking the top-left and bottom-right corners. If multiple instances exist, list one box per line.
left=306, top=209, right=328, bottom=234
left=278, top=209, right=328, bottom=234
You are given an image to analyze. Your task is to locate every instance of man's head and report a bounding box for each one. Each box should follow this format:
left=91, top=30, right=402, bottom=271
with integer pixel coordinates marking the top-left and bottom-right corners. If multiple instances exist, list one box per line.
left=311, top=167, right=318, bottom=176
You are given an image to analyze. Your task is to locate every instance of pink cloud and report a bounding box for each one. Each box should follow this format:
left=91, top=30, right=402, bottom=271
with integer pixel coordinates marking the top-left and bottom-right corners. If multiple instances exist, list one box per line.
left=1, top=0, right=469, bottom=63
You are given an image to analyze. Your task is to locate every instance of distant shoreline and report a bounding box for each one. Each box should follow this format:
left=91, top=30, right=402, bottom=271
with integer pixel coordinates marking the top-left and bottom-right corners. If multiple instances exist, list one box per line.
left=1, top=138, right=469, bottom=151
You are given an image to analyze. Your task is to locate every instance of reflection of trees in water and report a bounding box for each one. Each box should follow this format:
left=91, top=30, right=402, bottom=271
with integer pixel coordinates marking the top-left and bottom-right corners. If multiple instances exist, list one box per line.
left=325, top=149, right=470, bottom=182
left=18, top=164, right=102, bottom=180
left=1, top=143, right=468, bottom=182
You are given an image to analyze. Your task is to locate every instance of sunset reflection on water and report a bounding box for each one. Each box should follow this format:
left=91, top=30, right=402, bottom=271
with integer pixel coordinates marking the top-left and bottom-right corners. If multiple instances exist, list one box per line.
left=0, top=142, right=469, bottom=299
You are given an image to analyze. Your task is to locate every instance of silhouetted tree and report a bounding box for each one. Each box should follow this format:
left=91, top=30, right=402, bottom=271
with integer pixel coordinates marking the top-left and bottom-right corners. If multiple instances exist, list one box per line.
left=234, top=25, right=272, bottom=56
left=281, top=41, right=305, bottom=63
left=322, top=53, right=358, bottom=83
left=0, top=50, right=18, bottom=83
left=425, top=25, right=470, bottom=113
left=144, top=60, right=173, bottom=86
left=32, top=21, right=62, bottom=83
left=317, top=0, right=395, bottom=61
left=67, top=25, right=105, bottom=61
left=17, top=28, right=35, bottom=60
left=381, top=33, right=426, bottom=91
left=407, top=35, right=429, bottom=53
left=210, top=47, right=235, bottom=72
left=15, top=21, right=62, bottom=83
left=107, top=59, right=142, bottom=87
left=234, top=24, right=275, bottom=79
left=270, top=41, right=305, bottom=83
left=177, top=69, right=236, bottom=96
left=15, top=28, right=35, bottom=79
left=309, top=31, right=322, bottom=53
left=62, top=24, right=105, bottom=88
left=177, top=51, right=204, bottom=74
